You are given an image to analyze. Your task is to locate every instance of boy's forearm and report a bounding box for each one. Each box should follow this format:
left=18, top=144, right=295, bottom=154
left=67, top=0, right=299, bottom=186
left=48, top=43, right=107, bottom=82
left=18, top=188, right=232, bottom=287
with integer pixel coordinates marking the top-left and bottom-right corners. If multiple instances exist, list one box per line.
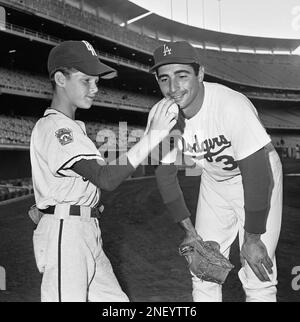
left=127, top=130, right=167, bottom=168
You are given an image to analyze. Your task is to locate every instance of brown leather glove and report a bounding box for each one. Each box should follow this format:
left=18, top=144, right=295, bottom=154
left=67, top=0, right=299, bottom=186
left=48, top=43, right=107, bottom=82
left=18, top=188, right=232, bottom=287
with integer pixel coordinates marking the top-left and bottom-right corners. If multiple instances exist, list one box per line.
left=179, top=237, right=234, bottom=284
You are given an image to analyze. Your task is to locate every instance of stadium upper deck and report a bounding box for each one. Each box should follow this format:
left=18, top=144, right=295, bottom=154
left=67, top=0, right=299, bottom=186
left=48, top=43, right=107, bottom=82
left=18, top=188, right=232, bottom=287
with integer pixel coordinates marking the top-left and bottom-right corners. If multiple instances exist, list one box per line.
left=1, top=0, right=300, bottom=93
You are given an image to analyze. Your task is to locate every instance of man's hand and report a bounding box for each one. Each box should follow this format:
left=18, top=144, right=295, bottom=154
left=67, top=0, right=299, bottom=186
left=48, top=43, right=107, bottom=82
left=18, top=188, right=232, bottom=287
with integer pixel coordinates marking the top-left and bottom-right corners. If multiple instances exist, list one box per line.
left=181, top=230, right=203, bottom=246
left=240, top=232, right=273, bottom=282
left=179, top=229, right=234, bottom=284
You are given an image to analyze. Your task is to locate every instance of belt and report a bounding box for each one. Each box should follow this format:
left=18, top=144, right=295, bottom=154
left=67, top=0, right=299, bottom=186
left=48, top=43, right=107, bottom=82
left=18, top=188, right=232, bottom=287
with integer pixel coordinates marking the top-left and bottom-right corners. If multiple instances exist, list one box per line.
left=39, top=204, right=104, bottom=218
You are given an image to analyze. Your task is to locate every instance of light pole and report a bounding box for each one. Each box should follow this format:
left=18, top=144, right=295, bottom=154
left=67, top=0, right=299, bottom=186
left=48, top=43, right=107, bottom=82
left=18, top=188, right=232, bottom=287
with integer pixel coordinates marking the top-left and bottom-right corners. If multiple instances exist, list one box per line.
left=217, top=0, right=222, bottom=32
left=186, top=0, right=189, bottom=25
left=202, top=0, right=205, bottom=29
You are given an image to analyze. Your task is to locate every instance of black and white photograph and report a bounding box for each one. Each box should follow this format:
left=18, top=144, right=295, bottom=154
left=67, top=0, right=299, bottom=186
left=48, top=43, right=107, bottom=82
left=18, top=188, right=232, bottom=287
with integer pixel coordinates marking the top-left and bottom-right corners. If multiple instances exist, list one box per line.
left=0, top=0, right=299, bottom=305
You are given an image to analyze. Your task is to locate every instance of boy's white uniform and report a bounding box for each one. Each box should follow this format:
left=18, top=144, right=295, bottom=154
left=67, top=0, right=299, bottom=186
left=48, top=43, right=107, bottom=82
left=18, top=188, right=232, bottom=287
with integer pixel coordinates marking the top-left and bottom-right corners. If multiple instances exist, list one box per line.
left=30, top=108, right=128, bottom=302
left=147, top=82, right=282, bottom=302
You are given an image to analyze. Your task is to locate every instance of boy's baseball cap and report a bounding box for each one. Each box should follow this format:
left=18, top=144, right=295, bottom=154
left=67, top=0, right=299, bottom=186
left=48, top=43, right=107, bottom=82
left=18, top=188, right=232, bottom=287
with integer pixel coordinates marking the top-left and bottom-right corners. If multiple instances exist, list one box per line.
left=150, top=41, right=200, bottom=72
left=47, top=40, right=117, bottom=79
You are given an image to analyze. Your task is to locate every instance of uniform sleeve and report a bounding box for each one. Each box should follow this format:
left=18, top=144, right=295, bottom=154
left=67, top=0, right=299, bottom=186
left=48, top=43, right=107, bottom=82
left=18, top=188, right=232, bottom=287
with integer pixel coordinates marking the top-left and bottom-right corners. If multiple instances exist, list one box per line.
left=237, top=147, right=272, bottom=234
left=72, top=154, right=136, bottom=191
left=224, top=93, right=271, bottom=161
left=155, top=164, right=191, bottom=223
left=45, top=118, right=104, bottom=177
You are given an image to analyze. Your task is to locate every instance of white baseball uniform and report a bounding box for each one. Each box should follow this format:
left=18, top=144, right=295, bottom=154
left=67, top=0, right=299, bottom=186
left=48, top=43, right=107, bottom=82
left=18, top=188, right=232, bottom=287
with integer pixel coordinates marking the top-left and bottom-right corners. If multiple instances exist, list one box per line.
left=30, top=108, right=128, bottom=302
left=148, top=82, right=282, bottom=302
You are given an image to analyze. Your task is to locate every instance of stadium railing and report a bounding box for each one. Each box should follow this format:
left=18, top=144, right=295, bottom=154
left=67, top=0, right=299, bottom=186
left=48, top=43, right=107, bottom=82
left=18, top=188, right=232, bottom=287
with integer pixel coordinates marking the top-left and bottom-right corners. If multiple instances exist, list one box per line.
left=2, top=21, right=150, bottom=72
left=1, top=0, right=159, bottom=53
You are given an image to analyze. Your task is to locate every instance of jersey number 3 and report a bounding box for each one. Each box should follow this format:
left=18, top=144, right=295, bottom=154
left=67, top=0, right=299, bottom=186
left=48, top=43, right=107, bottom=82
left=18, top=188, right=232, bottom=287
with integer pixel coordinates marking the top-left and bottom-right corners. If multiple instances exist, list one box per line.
left=215, top=155, right=238, bottom=171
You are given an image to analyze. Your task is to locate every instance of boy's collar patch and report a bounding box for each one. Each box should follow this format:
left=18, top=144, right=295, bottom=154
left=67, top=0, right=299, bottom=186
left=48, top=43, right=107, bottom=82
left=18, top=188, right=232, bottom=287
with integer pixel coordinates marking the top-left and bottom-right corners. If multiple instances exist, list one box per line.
left=55, top=128, right=73, bottom=146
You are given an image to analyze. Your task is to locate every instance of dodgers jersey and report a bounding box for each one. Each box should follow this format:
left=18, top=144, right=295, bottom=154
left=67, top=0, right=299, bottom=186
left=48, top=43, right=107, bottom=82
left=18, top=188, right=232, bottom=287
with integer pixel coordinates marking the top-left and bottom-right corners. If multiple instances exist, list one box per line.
left=147, top=82, right=271, bottom=182
left=30, top=109, right=105, bottom=209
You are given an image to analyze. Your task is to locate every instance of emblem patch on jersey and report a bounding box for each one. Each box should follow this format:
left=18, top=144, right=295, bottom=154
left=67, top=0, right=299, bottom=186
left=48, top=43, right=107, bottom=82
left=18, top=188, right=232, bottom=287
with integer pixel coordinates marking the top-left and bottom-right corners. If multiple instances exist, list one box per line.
left=55, top=128, right=73, bottom=146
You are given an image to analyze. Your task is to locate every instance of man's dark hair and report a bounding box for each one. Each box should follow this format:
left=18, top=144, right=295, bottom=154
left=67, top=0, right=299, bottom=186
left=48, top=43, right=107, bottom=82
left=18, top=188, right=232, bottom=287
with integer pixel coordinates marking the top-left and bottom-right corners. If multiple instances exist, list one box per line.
left=190, top=63, right=200, bottom=76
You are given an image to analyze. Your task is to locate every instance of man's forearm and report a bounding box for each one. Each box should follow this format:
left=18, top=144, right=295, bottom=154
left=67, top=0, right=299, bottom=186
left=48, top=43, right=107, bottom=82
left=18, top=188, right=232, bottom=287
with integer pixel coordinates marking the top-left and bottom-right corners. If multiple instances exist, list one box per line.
left=155, top=164, right=191, bottom=223
left=178, top=217, right=199, bottom=238
left=237, top=147, right=272, bottom=234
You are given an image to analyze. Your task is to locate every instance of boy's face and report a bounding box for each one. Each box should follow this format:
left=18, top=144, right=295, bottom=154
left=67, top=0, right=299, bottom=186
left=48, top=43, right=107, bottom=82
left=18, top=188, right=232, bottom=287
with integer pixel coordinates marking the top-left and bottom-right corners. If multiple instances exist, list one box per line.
left=156, top=63, right=203, bottom=118
left=63, top=71, right=99, bottom=109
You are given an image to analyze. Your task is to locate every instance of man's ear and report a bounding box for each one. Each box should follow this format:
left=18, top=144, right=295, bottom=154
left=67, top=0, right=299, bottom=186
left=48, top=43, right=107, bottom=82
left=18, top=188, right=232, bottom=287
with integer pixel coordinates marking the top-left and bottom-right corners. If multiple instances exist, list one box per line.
left=54, top=71, right=66, bottom=88
left=198, top=66, right=205, bottom=83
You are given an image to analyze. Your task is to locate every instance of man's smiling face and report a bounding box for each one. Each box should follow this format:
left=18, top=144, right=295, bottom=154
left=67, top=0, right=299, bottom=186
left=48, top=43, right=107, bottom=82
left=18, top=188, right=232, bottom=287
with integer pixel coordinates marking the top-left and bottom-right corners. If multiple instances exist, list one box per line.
left=156, top=63, right=204, bottom=118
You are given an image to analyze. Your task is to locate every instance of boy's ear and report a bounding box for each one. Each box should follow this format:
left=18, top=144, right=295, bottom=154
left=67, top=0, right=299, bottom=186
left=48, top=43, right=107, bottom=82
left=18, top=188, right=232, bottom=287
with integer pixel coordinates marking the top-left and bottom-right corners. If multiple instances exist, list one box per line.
left=54, top=71, right=66, bottom=88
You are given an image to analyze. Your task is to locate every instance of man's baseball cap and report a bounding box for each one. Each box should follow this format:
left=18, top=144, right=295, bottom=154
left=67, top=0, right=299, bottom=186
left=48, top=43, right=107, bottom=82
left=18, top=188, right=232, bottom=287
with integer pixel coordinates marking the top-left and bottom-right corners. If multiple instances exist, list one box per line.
left=47, top=40, right=117, bottom=79
left=150, top=41, right=200, bottom=72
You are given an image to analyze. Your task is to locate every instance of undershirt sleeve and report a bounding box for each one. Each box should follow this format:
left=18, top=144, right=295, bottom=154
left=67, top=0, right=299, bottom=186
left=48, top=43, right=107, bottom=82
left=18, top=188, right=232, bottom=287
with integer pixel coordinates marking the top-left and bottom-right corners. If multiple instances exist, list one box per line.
left=71, top=154, right=136, bottom=191
left=155, top=164, right=191, bottom=223
left=237, top=146, right=272, bottom=234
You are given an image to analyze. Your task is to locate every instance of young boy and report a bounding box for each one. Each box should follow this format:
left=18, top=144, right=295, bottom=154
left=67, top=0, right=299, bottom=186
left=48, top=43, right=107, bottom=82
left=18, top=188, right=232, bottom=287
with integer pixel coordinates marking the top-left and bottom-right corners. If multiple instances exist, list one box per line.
left=30, top=40, right=177, bottom=302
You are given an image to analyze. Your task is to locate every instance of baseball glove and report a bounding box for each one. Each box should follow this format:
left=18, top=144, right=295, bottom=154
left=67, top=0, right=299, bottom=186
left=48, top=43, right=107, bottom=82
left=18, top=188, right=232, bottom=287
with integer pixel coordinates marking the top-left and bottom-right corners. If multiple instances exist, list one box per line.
left=28, top=204, right=43, bottom=225
left=179, top=237, right=234, bottom=284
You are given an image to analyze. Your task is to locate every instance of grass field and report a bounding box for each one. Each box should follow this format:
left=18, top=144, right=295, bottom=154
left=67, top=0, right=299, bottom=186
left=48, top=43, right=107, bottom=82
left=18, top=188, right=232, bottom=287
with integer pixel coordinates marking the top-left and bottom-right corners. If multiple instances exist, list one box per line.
left=0, top=159, right=299, bottom=302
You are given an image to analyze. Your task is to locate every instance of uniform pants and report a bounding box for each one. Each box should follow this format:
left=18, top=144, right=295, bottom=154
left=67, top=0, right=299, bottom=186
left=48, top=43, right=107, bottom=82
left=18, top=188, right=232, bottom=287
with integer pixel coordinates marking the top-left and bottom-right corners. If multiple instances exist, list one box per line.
left=33, top=214, right=129, bottom=302
left=192, top=150, right=282, bottom=302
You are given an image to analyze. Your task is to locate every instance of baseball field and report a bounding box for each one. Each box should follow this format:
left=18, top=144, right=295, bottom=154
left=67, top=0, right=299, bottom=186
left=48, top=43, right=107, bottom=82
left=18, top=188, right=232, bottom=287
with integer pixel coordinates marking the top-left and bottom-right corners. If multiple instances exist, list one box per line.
left=0, top=159, right=299, bottom=302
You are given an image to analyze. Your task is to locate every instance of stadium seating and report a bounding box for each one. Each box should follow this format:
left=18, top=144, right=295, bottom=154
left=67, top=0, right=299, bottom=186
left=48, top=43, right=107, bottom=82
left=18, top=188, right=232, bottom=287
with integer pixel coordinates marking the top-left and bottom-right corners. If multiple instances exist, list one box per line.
left=3, top=0, right=300, bottom=92
left=0, top=115, right=35, bottom=145
left=0, top=114, right=145, bottom=149
left=0, top=68, right=52, bottom=96
left=0, top=67, right=157, bottom=110
left=2, top=108, right=299, bottom=150
left=257, top=107, right=300, bottom=130
left=0, top=177, right=33, bottom=201
left=4, top=0, right=159, bottom=53
left=199, top=50, right=300, bottom=90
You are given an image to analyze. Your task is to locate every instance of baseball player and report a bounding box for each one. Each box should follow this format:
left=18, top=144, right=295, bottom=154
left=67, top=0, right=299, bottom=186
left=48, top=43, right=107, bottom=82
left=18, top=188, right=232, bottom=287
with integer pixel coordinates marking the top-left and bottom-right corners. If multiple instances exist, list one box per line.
left=146, top=41, right=283, bottom=302
left=30, top=40, right=177, bottom=302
